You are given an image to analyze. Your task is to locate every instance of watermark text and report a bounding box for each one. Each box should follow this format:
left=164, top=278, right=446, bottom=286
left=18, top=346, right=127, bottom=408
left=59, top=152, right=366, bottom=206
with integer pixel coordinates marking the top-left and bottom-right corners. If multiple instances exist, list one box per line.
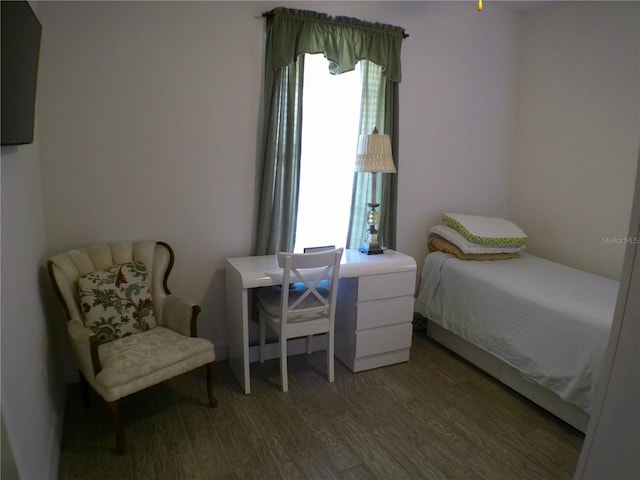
left=601, top=236, right=639, bottom=245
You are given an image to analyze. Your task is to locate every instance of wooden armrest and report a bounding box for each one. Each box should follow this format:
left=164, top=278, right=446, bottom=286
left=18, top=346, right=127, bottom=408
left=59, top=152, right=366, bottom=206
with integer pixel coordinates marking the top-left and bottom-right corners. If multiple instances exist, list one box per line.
left=190, top=305, right=202, bottom=337
left=89, top=335, right=102, bottom=375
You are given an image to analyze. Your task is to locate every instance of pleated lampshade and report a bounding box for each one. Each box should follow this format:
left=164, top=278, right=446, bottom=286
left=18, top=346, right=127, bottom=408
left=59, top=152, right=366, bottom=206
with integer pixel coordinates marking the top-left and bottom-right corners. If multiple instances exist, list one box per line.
left=355, top=133, right=396, bottom=173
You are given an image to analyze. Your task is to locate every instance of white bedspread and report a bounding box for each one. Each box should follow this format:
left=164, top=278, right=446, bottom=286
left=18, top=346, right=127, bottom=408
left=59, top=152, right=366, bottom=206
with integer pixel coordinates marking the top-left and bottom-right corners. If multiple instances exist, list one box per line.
left=415, top=252, right=618, bottom=412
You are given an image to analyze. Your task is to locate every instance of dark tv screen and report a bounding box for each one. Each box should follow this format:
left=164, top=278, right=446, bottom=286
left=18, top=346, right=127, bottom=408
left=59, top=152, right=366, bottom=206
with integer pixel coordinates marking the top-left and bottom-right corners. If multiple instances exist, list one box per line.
left=1, top=1, right=42, bottom=146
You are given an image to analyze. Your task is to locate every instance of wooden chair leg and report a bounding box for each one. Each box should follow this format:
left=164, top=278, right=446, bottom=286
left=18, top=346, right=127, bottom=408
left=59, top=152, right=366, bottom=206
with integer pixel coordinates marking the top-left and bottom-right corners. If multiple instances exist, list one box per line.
left=105, top=400, right=126, bottom=454
left=206, top=362, right=218, bottom=408
left=79, top=372, right=91, bottom=408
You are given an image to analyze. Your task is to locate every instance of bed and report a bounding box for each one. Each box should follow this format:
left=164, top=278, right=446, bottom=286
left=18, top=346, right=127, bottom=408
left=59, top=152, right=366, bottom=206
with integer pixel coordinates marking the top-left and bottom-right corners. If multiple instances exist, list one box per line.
left=414, top=215, right=619, bottom=432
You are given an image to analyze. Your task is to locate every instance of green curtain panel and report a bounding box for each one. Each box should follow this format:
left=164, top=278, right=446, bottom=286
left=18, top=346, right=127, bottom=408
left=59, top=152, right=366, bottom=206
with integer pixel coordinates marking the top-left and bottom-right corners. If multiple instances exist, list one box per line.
left=255, top=7, right=406, bottom=255
left=255, top=59, right=305, bottom=255
left=265, top=7, right=405, bottom=82
left=379, top=81, right=399, bottom=250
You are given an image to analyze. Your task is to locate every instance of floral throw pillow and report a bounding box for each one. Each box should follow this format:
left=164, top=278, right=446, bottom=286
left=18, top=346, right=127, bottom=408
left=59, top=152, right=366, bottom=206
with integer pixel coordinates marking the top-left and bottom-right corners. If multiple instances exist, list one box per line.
left=78, top=262, right=157, bottom=344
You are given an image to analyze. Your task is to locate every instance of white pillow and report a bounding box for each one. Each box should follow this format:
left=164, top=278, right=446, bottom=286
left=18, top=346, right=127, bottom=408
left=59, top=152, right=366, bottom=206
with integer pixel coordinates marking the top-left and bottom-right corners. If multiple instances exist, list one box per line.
left=442, top=213, right=527, bottom=246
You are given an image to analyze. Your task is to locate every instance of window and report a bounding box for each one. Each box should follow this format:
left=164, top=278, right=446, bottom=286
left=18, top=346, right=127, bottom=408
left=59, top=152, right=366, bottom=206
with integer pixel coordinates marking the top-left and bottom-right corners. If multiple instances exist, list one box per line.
left=256, top=8, right=405, bottom=256
left=293, top=54, right=362, bottom=252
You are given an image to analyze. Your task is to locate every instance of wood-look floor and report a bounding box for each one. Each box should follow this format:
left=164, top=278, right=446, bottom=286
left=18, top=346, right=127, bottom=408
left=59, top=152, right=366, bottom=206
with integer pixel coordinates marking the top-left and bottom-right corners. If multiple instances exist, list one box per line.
left=58, top=329, right=584, bottom=480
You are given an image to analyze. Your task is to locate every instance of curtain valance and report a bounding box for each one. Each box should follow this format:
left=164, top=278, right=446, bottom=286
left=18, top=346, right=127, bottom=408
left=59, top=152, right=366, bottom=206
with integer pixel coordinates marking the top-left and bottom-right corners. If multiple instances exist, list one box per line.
left=264, top=7, right=406, bottom=82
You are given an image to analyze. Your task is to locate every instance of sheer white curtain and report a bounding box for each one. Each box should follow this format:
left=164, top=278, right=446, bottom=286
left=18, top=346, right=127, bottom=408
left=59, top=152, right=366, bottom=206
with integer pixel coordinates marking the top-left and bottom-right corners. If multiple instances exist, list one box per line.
left=347, top=60, right=395, bottom=249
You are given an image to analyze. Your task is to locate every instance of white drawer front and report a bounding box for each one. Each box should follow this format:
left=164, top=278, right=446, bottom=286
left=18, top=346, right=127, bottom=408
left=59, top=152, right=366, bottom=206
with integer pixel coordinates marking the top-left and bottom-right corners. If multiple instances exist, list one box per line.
left=355, top=323, right=413, bottom=358
left=356, top=295, right=413, bottom=330
left=358, top=271, right=415, bottom=302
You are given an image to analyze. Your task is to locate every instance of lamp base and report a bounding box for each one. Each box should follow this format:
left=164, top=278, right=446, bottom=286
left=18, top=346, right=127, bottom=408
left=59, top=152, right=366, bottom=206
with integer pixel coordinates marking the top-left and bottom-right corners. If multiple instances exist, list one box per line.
left=359, top=241, right=384, bottom=255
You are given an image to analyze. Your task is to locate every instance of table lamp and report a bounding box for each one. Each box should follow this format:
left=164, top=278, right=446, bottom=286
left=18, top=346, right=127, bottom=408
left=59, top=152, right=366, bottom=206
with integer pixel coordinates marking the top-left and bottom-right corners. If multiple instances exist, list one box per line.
left=354, top=128, right=396, bottom=255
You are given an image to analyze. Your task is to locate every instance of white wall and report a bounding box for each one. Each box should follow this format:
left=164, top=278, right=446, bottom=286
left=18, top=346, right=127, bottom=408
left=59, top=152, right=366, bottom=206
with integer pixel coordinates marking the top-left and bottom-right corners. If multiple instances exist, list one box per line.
left=37, top=1, right=266, bottom=352
left=509, top=1, right=639, bottom=279
left=1, top=102, right=65, bottom=479
left=397, top=0, right=519, bottom=269
left=36, top=1, right=521, bottom=358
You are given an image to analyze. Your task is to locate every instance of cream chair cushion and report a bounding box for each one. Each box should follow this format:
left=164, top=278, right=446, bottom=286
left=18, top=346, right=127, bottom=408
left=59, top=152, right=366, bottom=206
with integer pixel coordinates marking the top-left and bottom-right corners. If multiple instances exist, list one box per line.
left=95, top=326, right=214, bottom=402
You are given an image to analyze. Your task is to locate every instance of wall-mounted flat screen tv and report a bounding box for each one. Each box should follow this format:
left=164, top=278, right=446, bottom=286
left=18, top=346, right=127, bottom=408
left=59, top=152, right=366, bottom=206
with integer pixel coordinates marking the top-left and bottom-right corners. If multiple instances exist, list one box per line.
left=1, top=1, right=42, bottom=146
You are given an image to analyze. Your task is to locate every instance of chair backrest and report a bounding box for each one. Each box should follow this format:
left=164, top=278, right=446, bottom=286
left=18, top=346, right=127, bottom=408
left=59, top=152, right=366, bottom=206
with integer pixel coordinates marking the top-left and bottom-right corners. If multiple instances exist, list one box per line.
left=276, top=248, right=343, bottom=322
left=47, top=241, right=174, bottom=326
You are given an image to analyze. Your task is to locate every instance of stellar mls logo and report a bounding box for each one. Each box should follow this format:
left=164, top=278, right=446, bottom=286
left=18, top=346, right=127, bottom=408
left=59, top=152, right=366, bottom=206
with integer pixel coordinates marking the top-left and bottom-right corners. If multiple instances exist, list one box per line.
left=601, top=236, right=640, bottom=245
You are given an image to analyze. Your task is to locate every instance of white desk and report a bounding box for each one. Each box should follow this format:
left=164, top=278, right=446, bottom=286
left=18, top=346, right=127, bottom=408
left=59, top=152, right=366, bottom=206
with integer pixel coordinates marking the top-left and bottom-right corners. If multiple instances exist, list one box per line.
left=225, top=249, right=416, bottom=394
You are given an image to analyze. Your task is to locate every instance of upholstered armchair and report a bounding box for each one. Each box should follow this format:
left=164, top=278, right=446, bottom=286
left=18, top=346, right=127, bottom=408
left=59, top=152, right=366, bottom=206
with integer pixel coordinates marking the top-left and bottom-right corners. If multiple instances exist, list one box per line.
left=47, top=241, right=216, bottom=454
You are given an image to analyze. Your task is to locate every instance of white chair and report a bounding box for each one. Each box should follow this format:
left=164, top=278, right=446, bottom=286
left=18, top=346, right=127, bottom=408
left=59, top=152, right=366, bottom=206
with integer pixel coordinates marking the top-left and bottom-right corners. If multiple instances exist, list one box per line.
left=47, top=241, right=217, bottom=454
left=257, top=248, right=343, bottom=392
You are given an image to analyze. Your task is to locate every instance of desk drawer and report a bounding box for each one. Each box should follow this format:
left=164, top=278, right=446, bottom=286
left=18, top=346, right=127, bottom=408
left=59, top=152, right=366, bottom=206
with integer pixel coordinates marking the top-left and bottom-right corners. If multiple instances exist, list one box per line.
left=356, top=295, right=413, bottom=330
left=355, top=322, right=413, bottom=358
left=358, top=271, right=415, bottom=302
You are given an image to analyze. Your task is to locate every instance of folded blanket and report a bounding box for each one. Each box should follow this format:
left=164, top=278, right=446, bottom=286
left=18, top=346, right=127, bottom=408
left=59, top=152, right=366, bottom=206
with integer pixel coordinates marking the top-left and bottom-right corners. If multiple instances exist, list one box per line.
left=430, top=224, right=524, bottom=255
left=443, top=212, right=527, bottom=246
left=428, top=233, right=520, bottom=260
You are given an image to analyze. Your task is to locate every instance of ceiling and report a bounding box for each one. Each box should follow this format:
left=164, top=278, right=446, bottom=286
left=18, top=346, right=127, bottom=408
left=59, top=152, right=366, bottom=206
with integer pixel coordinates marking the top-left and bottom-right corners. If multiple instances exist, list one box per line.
left=498, top=1, right=560, bottom=12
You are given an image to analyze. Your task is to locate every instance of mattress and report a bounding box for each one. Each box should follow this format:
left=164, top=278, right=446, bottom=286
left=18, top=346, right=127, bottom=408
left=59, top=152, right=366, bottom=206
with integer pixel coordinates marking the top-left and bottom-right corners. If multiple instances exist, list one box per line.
left=415, top=252, right=619, bottom=412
